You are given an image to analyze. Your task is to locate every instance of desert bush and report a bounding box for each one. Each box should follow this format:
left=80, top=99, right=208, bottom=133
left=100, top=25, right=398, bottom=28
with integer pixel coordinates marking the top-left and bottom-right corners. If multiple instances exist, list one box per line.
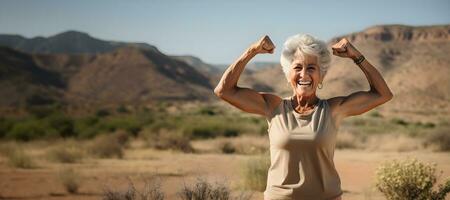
left=375, top=158, right=450, bottom=200
left=59, top=168, right=81, bottom=194
left=75, top=116, right=101, bottom=138
left=96, top=108, right=111, bottom=117
left=44, top=113, right=75, bottom=138
left=0, top=143, right=35, bottom=168
left=179, top=178, right=229, bottom=200
left=423, top=127, right=450, bottom=151
left=98, top=117, right=142, bottom=136
left=103, top=178, right=164, bottom=200
left=391, top=118, right=409, bottom=126
left=145, top=130, right=194, bottom=153
left=116, top=105, right=129, bottom=113
left=369, top=110, right=382, bottom=118
left=114, top=130, right=131, bottom=147
left=47, top=143, right=84, bottom=163
left=0, top=117, right=13, bottom=138
left=241, top=155, right=270, bottom=191
left=7, top=119, right=47, bottom=141
left=89, top=134, right=124, bottom=158
left=178, top=178, right=251, bottom=200
left=220, top=142, right=236, bottom=154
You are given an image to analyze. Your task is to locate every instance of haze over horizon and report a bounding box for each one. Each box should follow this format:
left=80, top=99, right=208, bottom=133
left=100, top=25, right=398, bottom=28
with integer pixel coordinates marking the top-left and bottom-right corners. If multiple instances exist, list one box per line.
left=1, top=0, right=449, bottom=64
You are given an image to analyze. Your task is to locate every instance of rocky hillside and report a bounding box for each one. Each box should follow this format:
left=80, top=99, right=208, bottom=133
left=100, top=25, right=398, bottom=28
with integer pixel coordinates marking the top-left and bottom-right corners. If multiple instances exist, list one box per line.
left=322, top=24, right=450, bottom=120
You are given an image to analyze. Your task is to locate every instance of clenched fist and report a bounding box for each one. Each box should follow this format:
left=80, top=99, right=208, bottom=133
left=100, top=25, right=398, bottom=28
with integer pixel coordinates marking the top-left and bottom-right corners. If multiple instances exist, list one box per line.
left=331, top=38, right=362, bottom=60
left=251, top=35, right=275, bottom=54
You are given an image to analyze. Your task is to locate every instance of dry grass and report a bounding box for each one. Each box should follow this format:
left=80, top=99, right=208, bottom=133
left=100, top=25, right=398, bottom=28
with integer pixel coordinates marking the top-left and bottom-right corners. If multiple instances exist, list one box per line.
left=240, top=155, right=270, bottom=192
left=178, top=178, right=252, bottom=200
left=193, top=135, right=268, bottom=155
left=47, top=141, right=84, bottom=163
left=0, top=143, right=36, bottom=168
left=89, top=134, right=125, bottom=159
left=103, top=178, right=164, bottom=200
left=423, top=127, right=450, bottom=151
left=336, top=131, right=363, bottom=149
left=365, top=134, right=422, bottom=152
left=143, top=129, right=194, bottom=153
left=58, top=167, right=81, bottom=194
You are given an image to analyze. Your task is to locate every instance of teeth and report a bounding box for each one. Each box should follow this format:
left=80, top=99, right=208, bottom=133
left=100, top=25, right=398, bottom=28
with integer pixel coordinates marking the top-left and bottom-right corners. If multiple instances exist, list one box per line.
left=297, top=81, right=312, bottom=85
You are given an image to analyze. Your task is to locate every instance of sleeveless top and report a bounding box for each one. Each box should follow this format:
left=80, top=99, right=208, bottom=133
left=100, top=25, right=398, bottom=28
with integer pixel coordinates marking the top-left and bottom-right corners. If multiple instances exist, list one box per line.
left=264, top=97, right=343, bottom=200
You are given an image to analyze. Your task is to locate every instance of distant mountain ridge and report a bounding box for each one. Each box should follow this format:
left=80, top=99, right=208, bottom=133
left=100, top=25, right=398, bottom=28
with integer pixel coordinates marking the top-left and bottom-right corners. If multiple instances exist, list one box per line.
left=0, top=30, right=159, bottom=54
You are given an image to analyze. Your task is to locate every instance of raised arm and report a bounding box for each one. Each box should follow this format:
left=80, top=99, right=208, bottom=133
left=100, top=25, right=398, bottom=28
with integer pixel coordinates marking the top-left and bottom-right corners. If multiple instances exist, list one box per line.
left=328, top=38, right=393, bottom=122
left=214, top=35, right=281, bottom=117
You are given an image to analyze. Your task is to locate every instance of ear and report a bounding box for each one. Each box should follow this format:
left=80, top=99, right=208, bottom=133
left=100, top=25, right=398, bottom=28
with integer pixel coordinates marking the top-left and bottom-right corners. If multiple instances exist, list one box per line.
left=319, top=70, right=325, bottom=83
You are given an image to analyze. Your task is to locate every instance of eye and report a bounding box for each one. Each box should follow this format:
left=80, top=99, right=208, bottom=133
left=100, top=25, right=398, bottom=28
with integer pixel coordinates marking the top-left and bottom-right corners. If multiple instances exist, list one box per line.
left=293, top=65, right=303, bottom=71
left=307, top=65, right=315, bottom=71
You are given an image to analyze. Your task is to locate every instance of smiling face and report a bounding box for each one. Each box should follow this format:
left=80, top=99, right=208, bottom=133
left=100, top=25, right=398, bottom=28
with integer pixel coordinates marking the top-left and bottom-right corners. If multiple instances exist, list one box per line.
left=288, top=50, right=323, bottom=97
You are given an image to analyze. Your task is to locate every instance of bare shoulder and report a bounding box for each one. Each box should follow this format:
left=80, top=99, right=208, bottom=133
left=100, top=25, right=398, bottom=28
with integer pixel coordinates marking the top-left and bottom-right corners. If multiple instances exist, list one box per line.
left=326, top=96, right=346, bottom=120
left=260, top=93, right=282, bottom=116
left=327, top=96, right=345, bottom=108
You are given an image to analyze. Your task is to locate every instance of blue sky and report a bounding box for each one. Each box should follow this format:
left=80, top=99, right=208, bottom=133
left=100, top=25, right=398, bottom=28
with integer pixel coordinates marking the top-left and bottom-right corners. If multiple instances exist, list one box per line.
left=0, top=0, right=449, bottom=64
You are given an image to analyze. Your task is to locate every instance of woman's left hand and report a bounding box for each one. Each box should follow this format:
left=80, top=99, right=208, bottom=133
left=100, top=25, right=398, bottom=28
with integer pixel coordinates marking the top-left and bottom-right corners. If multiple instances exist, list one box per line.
left=331, top=38, right=362, bottom=60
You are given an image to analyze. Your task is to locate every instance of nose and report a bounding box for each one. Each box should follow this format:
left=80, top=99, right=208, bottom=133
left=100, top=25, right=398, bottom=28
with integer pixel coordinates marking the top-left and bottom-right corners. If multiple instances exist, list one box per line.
left=299, top=67, right=307, bottom=77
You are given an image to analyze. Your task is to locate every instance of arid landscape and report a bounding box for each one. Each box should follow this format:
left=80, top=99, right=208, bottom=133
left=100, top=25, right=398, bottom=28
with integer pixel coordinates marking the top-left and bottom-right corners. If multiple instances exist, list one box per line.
left=0, top=24, right=449, bottom=200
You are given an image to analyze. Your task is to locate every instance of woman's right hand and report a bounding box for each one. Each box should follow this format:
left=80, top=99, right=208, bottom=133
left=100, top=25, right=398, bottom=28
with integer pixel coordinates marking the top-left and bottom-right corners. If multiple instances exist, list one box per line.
left=251, top=35, right=275, bottom=54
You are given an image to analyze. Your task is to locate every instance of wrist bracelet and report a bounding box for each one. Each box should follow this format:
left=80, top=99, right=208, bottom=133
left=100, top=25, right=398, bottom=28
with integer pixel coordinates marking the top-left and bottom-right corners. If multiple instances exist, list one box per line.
left=353, top=55, right=365, bottom=65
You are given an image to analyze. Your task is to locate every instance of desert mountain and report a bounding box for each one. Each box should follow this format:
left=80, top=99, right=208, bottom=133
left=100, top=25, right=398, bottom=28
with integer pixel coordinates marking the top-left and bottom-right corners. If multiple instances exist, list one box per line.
left=322, top=24, right=450, bottom=120
left=65, top=46, right=213, bottom=105
left=0, top=30, right=158, bottom=54
left=0, top=45, right=213, bottom=108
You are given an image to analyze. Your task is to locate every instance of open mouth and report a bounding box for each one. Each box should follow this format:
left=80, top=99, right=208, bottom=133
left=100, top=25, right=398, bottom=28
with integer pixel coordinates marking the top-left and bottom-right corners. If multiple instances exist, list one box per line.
left=296, top=80, right=312, bottom=88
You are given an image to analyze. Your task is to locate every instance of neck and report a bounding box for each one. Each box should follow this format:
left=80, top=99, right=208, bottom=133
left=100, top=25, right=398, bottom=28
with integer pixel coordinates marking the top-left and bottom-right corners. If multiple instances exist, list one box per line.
left=292, top=93, right=319, bottom=108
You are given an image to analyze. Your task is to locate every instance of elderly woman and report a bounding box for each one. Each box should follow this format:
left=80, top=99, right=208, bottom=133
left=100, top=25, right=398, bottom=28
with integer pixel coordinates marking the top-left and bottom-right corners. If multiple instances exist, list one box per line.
left=214, top=34, right=393, bottom=200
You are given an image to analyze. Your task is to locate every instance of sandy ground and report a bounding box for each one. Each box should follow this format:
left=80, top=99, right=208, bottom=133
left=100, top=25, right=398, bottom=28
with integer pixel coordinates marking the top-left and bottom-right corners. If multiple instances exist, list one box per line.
left=0, top=140, right=449, bottom=200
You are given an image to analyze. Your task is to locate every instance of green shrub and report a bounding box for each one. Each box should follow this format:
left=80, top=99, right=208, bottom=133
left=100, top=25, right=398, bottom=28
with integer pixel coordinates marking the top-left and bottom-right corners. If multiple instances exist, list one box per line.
left=45, top=113, right=75, bottom=138
left=59, top=168, right=81, bottom=194
left=101, top=117, right=142, bottom=136
left=241, top=155, right=270, bottom=191
left=74, top=116, right=100, bottom=139
left=391, top=118, right=409, bottom=126
left=96, top=109, right=111, bottom=117
left=116, top=105, right=129, bottom=113
left=7, top=120, right=47, bottom=141
left=369, top=111, right=382, bottom=118
left=375, top=158, right=450, bottom=200
left=182, top=123, right=239, bottom=139
left=0, top=117, right=13, bottom=138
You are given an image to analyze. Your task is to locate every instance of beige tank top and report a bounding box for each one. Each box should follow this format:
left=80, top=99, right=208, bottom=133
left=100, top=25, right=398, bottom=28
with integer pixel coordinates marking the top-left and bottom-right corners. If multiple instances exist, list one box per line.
left=264, top=97, right=343, bottom=200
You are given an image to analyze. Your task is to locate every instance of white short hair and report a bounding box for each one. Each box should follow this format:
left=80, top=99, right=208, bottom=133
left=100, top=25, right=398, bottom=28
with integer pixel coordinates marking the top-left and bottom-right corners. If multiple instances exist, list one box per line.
left=280, top=34, right=331, bottom=79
